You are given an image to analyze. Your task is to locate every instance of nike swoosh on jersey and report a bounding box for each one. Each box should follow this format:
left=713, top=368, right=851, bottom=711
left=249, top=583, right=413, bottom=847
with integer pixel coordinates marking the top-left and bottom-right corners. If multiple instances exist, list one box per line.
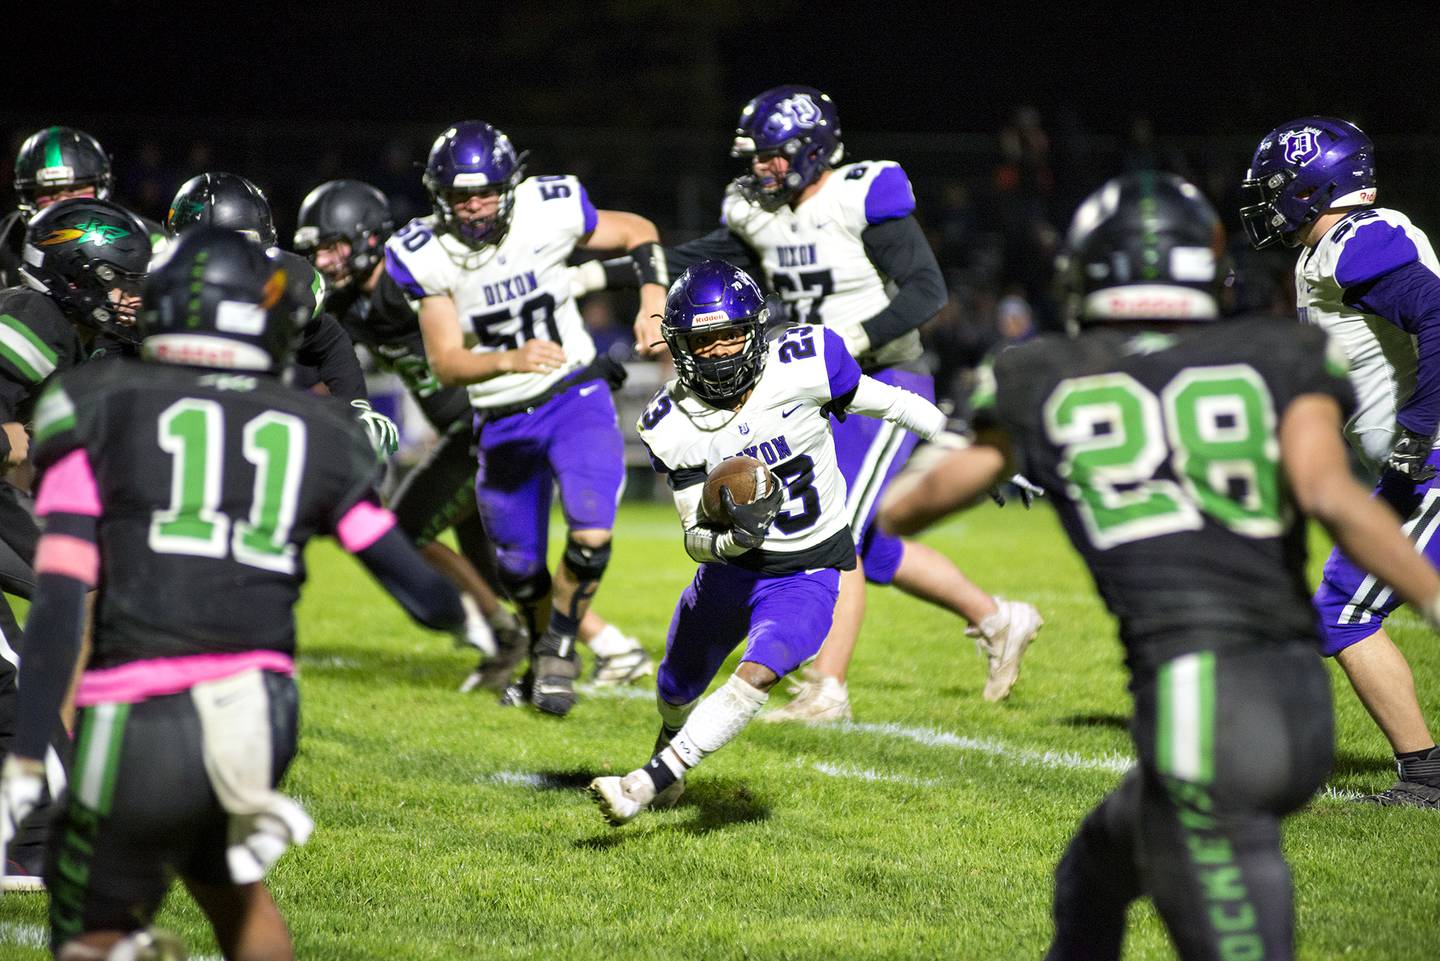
left=782, top=404, right=803, bottom=417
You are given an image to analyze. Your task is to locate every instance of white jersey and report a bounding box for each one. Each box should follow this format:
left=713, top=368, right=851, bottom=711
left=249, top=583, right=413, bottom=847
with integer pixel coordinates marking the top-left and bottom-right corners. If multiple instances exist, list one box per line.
left=639, top=325, right=944, bottom=573
left=1297, top=207, right=1440, bottom=469
left=722, top=161, right=923, bottom=369
left=383, top=175, right=598, bottom=410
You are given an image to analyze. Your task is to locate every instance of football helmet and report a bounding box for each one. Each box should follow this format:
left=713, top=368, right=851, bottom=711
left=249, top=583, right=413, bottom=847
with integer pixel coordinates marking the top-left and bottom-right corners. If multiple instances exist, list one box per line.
left=293, top=179, right=395, bottom=289
left=140, top=227, right=303, bottom=373
left=13, top=126, right=113, bottom=220
left=661, top=260, right=770, bottom=405
left=423, top=122, right=526, bottom=249
left=166, top=172, right=278, bottom=247
left=732, top=85, right=843, bottom=210
left=20, top=198, right=151, bottom=342
left=1056, top=171, right=1225, bottom=326
left=1240, top=117, right=1375, bottom=250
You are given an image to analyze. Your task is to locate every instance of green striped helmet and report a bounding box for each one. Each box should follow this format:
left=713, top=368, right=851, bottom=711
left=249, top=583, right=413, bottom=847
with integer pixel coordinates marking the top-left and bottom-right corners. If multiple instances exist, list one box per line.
left=14, top=126, right=113, bottom=220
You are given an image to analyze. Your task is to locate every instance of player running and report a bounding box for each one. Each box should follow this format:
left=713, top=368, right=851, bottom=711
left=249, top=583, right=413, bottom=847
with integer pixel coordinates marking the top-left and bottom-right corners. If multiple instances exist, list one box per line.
left=879, top=171, right=1440, bottom=961
left=390, top=121, right=667, bottom=716
left=616, top=86, right=1040, bottom=718
left=589, top=259, right=956, bottom=826
left=0, top=227, right=465, bottom=960
left=1241, top=117, right=1440, bottom=806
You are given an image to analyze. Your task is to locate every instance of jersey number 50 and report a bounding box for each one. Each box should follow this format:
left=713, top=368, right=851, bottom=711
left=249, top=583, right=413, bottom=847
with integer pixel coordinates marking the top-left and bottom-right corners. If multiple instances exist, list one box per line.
left=149, top=398, right=307, bottom=574
left=1043, top=366, right=1281, bottom=550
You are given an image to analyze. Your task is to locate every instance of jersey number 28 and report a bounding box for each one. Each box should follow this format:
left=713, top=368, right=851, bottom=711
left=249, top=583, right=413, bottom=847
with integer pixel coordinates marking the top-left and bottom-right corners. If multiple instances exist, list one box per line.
left=1043, top=365, right=1280, bottom=550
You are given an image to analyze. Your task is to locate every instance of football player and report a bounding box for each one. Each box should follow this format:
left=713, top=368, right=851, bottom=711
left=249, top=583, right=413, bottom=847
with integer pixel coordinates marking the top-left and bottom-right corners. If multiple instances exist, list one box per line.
left=0, top=126, right=165, bottom=288
left=879, top=171, right=1440, bottom=961
left=620, top=86, right=1041, bottom=719
left=0, top=227, right=465, bottom=960
left=389, top=121, right=667, bottom=716
left=295, top=178, right=653, bottom=687
left=1241, top=117, right=1440, bottom=807
left=164, top=171, right=400, bottom=459
left=589, top=260, right=956, bottom=825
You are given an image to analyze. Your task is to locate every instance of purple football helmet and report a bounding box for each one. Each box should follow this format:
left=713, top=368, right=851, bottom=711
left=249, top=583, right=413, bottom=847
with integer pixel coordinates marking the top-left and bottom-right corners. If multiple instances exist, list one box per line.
left=662, top=260, right=770, bottom=404
left=422, top=121, right=527, bottom=249
left=1240, top=117, right=1376, bottom=249
left=731, top=85, right=844, bottom=210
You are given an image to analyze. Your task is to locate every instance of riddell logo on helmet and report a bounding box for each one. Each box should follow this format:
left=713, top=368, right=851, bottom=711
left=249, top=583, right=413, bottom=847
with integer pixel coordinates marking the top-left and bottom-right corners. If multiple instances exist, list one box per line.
left=1104, top=294, right=1198, bottom=317
left=1280, top=127, right=1324, bottom=166
left=693, top=310, right=729, bottom=325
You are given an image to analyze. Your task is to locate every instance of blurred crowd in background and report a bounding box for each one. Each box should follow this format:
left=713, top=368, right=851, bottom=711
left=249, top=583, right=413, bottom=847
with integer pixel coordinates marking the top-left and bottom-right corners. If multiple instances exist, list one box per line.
left=6, top=106, right=1436, bottom=419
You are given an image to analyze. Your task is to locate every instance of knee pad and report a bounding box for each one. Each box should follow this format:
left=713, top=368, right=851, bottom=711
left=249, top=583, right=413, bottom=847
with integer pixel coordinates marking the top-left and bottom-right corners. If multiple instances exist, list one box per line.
left=497, top=566, right=551, bottom=605
left=563, top=536, right=612, bottom=582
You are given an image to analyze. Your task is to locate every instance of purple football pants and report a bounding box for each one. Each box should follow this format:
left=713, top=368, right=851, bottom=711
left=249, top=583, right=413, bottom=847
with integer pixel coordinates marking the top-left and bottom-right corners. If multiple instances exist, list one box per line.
left=657, top=564, right=840, bottom=705
left=831, top=367, right=935, bottom=585
left=474, top=381, right=625, bottom=583
left=1312, top=449, right=1440, bottom=655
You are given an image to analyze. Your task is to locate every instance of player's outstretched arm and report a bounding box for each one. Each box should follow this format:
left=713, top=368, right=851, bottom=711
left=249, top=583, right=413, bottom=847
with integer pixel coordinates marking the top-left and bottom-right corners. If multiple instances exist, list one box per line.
left=418, top=295, right=564, bottom=386
left=878, top=438, right=1010, bottom=538
left=338, top=499, right=466, bottom=633
left=297, top=312, right=367, bottom=404
left=581, top=209, right=669, bottom=358
left=842, top=374, right=949, bottom=440
left=1283, top=393, right=1440, bottom=619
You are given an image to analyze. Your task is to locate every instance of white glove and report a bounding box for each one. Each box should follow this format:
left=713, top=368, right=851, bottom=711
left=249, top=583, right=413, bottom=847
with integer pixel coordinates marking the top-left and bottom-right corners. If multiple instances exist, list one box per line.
left=567, top=261, right=608, bottom=299
left=840, top=323, right=871, bottom=358
left=457, top=594, right=497, bottom=657
left=1, top=755, right=45, bottom=862
left=351, top=399, right=400, bottom=459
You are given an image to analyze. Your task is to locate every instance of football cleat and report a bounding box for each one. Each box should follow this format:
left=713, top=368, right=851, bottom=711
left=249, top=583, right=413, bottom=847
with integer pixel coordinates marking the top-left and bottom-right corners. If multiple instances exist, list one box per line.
left=760, top=672, right=852, bottom=724
left=1, top=860, right=44, bottom=892
left=460, top=619, right=529, bottom=693
left=1356, top=781, right=1440, bottom=809
left=589, top=770, right=657, bottom=827
left=528, top=634, right=580, bottom=717
left=590, top=645, right=655, bottom=687
left=968, top=598, right=1043, bottom=702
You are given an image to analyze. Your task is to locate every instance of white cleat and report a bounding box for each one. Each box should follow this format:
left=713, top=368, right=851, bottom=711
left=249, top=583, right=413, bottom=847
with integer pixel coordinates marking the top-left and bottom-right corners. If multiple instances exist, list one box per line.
left=588, top=771, right=658, bottom=827
left=761, top=674, right=852, bottom=724
left=590, top=643, right=655, bottom=687
left=970, top=598, right=1043, bottom=702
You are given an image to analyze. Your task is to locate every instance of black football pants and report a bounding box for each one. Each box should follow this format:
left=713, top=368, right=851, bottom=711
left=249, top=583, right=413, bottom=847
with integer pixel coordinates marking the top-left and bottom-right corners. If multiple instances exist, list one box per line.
left=1045, top=642, right=1333, bottom=961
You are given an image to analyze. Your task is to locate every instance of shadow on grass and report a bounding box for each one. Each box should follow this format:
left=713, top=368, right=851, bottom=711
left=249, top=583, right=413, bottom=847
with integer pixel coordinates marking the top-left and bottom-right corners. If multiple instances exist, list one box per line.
left=574, top=777, right=771, bottom=850
left=1059, top=712, right=1129, bottom=731
left=1331, top=751, right=1399, bottom=777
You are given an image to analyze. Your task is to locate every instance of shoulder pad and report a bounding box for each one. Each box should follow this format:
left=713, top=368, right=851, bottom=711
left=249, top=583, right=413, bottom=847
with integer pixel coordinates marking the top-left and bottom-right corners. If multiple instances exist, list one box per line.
left=1334, top=213, right=1422, bottom=288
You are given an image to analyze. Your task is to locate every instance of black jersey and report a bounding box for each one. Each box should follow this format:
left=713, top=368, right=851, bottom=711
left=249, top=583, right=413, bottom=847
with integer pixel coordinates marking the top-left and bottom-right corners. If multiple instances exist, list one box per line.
left=988, top=318, right=1355, bottom=671
left=32, top=359, right=379, bottom=667
left=329, top=271, right=471, bottom=430
left=0, top=286, right=86, bottom=423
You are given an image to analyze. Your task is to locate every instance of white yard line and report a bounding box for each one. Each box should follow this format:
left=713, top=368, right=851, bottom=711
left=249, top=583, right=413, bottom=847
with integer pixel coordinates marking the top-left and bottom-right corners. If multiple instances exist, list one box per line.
left=808, top=760, right=939, bottom=787
left=839, top=720, right=1136, bottom=774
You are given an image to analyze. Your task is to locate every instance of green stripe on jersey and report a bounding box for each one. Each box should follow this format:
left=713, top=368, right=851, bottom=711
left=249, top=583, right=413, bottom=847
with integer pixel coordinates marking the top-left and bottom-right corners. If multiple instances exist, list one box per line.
left=73, top=702, right=131, bottom=815
left=1157, top=651, right=1216, bottom=784
left=0, top=313, right=58, bottom=383
left=33, top=382, right=76, bottom=443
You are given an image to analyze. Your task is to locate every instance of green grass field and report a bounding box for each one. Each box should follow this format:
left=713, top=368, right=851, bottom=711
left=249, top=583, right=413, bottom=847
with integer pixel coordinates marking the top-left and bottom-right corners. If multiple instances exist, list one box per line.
left=2, top=502, right=1437, bottom=960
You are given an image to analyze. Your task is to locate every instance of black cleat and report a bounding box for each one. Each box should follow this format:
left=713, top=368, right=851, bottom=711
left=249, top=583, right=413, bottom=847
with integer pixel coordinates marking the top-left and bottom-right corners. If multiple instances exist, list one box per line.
left=460, top=621, right=529, bottom=693
left=528, top=633, right=580, bottom=717
left=1356, top=780, right=1440, bottom=809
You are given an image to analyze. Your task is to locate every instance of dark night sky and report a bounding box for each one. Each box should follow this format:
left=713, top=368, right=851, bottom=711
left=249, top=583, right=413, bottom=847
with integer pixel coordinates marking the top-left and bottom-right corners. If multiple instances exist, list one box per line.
left=7, top=3, right=1438, bottom=136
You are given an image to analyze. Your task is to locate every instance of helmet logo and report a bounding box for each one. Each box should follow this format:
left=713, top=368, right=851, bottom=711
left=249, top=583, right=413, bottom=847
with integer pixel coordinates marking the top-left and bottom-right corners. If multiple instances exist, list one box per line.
left=767, top=94, right=823, bottom=136
left=1280, top=127, right=1324, bottom=167
left=262, top=269, right=288, bottom=309
left=38, top=220, right=132, bottom=247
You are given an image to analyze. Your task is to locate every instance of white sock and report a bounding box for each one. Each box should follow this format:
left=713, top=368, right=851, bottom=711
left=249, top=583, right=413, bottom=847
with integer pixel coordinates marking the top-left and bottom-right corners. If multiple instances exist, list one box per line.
left=659, top=674, right=769, bottom=777
left=586, top=624, right=636, bottom=658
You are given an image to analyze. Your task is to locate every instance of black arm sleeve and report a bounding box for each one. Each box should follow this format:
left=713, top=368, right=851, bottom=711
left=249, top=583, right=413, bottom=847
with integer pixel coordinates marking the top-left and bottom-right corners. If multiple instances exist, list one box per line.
left=859, top=215, right=947, bottom=349
left=666, top=227, right=764, bottom=279
left=354, top=526, right=466, bottom=631
left=296, top=313, right=367, bottom=403
left=12, top=571, right=86, bottom=761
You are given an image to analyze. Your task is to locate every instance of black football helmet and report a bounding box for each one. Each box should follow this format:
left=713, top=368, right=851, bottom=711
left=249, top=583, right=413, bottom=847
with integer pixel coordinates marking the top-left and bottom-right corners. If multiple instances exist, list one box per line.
left=20, top=198, right=151, bottom=342
left=1056, top=171, right=1226, bottom=328
left=293, top=180, right=395, bottom=289
left=140, top=227, right=304, bottom=373
left=166, top=172, right=277, bottom=247
left=13, top=126, right=114, bottom=220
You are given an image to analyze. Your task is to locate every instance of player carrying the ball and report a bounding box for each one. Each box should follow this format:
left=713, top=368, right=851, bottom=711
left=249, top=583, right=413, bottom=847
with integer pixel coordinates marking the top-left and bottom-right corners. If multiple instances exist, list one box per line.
left=589, top=260, right=954, bottom=825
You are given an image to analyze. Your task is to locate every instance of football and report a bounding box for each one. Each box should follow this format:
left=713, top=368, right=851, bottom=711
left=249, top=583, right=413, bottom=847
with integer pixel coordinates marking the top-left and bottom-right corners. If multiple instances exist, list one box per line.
left=701, top=456, right=774, bottom=522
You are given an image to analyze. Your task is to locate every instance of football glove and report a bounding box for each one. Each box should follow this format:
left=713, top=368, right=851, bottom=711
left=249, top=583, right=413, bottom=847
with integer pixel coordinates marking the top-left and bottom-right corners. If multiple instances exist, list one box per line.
left=0, top=755, right=44, bottom=861
left=990, top=474, right=1045, bottom=509
left=351, top=399, right=400, bottom=460
left=1385, top=427, right=1437, bottom=484
left=722, top=483, right=784, bottom=550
